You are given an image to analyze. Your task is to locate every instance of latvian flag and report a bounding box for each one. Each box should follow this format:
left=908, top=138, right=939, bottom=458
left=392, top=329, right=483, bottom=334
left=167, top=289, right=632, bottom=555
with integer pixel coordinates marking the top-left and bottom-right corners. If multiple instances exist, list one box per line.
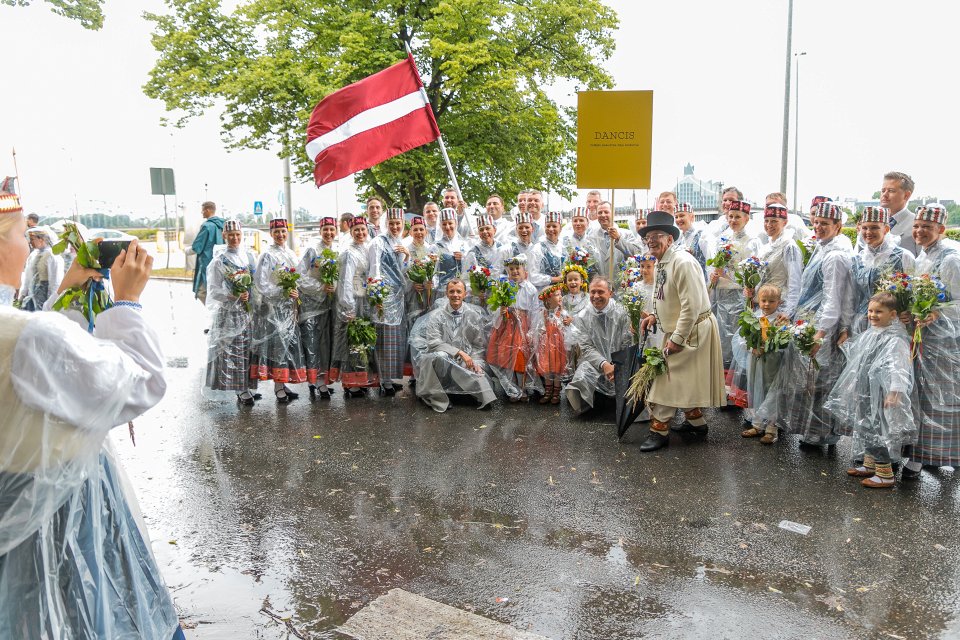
left=305, top=55, right=441, bottom=187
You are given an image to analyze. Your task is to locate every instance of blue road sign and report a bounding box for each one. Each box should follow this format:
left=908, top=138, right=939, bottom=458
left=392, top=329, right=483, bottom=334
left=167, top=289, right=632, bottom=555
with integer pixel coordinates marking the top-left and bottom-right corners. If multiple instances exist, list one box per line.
left=254, top=201, right=263, bottom=216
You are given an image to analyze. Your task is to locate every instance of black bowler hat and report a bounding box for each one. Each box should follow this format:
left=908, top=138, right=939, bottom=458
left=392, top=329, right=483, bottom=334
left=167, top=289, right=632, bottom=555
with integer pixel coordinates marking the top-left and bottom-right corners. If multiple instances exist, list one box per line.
left=638, top=210, right=680, bottom=241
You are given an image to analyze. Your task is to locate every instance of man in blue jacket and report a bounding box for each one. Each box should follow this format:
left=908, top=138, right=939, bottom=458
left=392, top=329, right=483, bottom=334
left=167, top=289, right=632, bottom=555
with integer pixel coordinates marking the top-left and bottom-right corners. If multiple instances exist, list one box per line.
left=191, top=201, right=224, bottom=303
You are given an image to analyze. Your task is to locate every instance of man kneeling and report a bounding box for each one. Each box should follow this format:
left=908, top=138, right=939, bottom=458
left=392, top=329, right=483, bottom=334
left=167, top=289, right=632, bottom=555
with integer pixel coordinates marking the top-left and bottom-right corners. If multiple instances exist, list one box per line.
left=410, top=279, right=497, bottom=412
left=565, top=277, right=633, bottom=414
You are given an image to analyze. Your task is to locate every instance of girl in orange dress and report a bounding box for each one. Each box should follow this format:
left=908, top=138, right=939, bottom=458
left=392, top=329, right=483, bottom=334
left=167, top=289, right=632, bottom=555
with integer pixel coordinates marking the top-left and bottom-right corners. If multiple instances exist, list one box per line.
left=534, top=284, right=567, bottom=404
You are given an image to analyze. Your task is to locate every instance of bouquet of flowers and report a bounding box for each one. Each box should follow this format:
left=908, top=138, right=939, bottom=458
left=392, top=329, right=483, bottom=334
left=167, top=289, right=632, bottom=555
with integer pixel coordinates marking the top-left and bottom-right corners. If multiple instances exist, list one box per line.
left=365, top=276, right=391, bottom=320
left=618, top=254, right=653, bottom=288
left=706, top=238, right=734, bottom=290
left=616, top=280, right=646, bottom=341
left=407, top=253, right=438, bottom=305
left=51, top=221, right=112, bottom=330
left=737, top=310, right=765, bottom=352
left=796, top=235, right=817, bottom=267
left=311, top=248, right=339, bottom=286
left=468, top=264, right=494, bottom=299
left=791, top=318, right=821, bottom=370
left=275, top=266, right=301, bottom=305
left=734, top=256, right=767, bottom=305
left=909, top=273, right=950, bottom=358
left=876, top=270, right=912, bottom=313
left=486, top=276, right=519, bottom=314
left=224, top=267, right=253, bottom=312
left=625, top=347, right=670, bottom=410
left=346, top=317, right=377, bottom=367
left=567, top=246, right=595, bottom=272
left=764, top=321, right=793, bottom=355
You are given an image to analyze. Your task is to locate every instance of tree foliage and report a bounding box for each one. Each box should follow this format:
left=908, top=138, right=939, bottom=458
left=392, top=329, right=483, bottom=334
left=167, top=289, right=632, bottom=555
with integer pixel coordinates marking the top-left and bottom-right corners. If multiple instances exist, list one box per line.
left=2, top=0, right=105, bottom=30
left=143, top=0, right=617, bottom=210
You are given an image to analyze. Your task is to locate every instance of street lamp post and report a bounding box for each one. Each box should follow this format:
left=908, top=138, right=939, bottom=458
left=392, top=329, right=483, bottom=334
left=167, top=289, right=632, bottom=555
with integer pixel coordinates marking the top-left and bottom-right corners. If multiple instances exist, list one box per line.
left=792, top=52, right=807, bottom=215
left=779, top=0, right=794, bottom=194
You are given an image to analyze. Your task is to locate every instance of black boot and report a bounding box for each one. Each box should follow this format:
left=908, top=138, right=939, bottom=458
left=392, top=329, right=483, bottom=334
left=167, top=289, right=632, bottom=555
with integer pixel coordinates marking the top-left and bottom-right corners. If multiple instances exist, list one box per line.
left=639, top=431, right=670, bottom=452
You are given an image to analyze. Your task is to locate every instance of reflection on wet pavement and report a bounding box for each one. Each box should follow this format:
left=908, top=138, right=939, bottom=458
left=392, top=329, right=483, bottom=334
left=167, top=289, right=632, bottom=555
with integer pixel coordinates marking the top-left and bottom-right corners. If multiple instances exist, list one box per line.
left=116, top=282, right=960, bottom=639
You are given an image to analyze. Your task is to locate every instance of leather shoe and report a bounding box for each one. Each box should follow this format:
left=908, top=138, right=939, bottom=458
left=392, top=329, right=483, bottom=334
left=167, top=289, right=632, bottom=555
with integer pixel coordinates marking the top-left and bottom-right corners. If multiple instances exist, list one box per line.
left=900, top=466, right=921, bottom=481
left=670, top=421, right=708, bottom=437
left=639, top=431, right=670, bottom=452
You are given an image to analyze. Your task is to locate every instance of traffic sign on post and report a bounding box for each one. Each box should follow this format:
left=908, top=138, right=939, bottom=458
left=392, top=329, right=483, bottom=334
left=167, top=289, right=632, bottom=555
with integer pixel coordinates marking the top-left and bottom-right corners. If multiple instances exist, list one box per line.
left=253, top=201, right=263, bottom=216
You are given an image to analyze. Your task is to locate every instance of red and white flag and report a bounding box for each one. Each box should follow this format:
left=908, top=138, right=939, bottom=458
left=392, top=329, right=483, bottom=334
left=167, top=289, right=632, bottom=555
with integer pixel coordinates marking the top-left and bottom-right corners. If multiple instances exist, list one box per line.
left=305, top=55, right=441, bottom=187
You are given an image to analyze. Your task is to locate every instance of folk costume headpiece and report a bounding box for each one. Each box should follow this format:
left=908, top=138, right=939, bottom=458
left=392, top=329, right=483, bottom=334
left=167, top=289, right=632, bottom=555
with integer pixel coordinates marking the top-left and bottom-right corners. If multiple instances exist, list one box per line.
left=763, top=204, right=788, bottom=220
left=860, top=206, right=890, bottom=225
left=386, top=208, right=405, bottom=221
left=544, top=211, right=563, bottom=224
left=916, top=204, right=947, bottom=225
left=269, top=217, right=288, bottom=230
left=727, top=200, right=751, bottom=214
left=814, top=202, right=843, bottom=221
left=409, top=216, right=426, bottom=228
left=0, top=193, right=22, bottom=214
left=476, top=214, right=495, bottom=229
left=349, top=216, right=368, bottom=229
left=319, top=216, right=337, bottom=228
left=439, top=207, right=457, bottom=222
left=571, top=206, right=589, bottom=220
left=515, top=211, right=532, bottom=225
left=676, top=202, right=694, bottom=213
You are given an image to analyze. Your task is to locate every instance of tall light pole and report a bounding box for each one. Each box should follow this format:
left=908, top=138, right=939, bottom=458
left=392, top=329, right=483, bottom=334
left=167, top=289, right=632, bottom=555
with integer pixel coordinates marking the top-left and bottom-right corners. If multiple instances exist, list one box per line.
left=792, top=52, right=807, bottom=215
left=779, top=0, right=794, bottom=193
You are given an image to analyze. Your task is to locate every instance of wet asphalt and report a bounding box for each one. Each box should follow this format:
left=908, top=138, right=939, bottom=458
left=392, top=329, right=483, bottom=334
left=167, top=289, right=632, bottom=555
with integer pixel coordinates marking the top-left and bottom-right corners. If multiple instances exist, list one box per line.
left=115, top=281, right=960, bottom=639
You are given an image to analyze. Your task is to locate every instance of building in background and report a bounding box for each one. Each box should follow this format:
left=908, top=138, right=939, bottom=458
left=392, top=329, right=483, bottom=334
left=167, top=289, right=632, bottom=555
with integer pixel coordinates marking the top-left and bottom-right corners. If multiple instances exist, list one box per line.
left=674, top=163, right=721, bottom=213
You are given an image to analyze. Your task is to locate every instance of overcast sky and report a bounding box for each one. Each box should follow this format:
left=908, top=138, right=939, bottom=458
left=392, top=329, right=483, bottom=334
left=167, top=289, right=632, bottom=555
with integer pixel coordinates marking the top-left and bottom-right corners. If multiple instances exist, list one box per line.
left=2, top=0, right=957, bottom=221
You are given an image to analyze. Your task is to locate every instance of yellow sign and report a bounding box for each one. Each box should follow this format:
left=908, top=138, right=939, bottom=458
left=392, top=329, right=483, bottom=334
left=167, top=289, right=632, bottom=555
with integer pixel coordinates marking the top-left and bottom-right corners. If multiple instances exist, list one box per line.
left=576, top=90, right=653, bottom=189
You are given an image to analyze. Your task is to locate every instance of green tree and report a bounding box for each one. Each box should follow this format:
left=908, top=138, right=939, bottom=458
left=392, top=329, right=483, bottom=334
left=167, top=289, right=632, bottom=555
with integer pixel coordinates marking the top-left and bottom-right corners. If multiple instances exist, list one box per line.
left=143, top=0, right=617, bottom=210
left=2, top=0, right=104, bottom=29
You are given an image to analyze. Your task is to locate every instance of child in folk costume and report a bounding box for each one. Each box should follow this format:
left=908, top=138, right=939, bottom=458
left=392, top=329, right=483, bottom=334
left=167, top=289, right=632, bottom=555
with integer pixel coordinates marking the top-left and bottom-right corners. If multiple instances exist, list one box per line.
left=637, top=254, right=661, bottom=348
left=707, top=200, right=763, bottom=395
left=849, top=206, right=915, bottom=336
left=297, top=216, right=339, bottom=399
left=334, top=216, right=380, bottom=397
left=533, top=284, right=568, bottom=404
left=253, top=216, right=306, bottom=402
left=204, top=219, right=261, bottom=404
left=755, top=204, right=802, bottom=319
left=19, top=226, right=63, bottom=312
left=368, top=208, right=411, bottom=395
left=486, top=255, right=543, bottom=402
left=402, top=215, right=438, bottom=385
left=823, top=292, right=917, bottom=488
left=735, top=284, right=788, bottom=444
left=560, top=263, right=589, bottom=374
left=434, top=207, right=467, bottom=289
left=900, top=205, right=960, bottom=479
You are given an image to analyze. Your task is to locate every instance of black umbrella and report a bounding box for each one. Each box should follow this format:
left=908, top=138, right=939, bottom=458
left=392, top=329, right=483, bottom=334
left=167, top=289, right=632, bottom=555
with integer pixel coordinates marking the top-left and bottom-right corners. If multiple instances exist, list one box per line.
left=612, top=330, right=651, bottom=439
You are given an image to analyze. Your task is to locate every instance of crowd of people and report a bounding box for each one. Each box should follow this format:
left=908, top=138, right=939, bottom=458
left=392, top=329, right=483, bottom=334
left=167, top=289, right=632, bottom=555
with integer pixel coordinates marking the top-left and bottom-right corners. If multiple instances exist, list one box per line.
left=193, top=172, right=960, bottom=490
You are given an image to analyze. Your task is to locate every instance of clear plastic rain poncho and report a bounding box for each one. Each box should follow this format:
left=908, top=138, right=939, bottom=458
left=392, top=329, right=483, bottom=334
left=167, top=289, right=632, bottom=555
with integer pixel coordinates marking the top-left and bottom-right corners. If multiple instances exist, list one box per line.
left=334, top=241, right=379, bottom=388
left=823, top=322, right=918, bottom=457
left=730, top=309, right=787, bottom=418
left=756, top=231, right=802, bottom=318
left=367, top=233, right=407, bottom=327
left=565, top=299, right=633, bottom=410
left=203, top=244, right=259, bottom=397
left=909, top=242, right=960, bottom=466
left=297, top=242, right=339, bottom=385
left=434, top=232, right=467, bottom=289
left=0, top=290, right=178, bottom=639
left=764, top=234, right=853, bottom=444
left=848, top=236, right=915, bottom=335
left=530, top=303, right=570, bottom=380
left=409, top=299, right=497, bottom=412
left=402, top=238, right=438, bottom=332
left=252, top=243, right=306, bottom=383
left=529, top=238, right=565, bottom=289
left=19, top=229, right=64, bottom=312
left=485, top=279, right=544, bottom=399
left=706, top=229, right=762, bottom=376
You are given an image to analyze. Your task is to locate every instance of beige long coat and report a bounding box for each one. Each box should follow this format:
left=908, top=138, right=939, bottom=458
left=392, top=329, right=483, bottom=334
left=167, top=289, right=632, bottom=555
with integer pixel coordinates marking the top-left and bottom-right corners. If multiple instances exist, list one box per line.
left=647, top=244, right=726, bottom=409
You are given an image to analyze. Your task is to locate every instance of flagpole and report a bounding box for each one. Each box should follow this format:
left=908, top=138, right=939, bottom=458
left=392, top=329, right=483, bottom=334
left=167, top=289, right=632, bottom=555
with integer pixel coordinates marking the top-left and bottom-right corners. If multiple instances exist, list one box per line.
left=403, top=43, right=463, bottom=202
left=12, top=147, right=21, bottom=199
